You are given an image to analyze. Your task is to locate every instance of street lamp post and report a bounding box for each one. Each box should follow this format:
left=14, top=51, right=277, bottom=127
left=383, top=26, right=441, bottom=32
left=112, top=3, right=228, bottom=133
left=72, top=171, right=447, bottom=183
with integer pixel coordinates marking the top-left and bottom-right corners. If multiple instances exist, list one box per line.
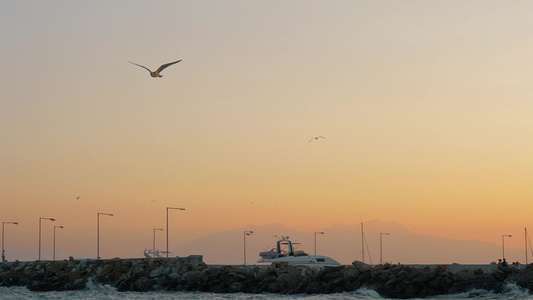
left=244, top=231, right=253, bottom=265
left=153, top=228, right=163, bottom=256
left=53, top=225, right=64, bottom=261
left=39, top=217, right=55, bottom=261
left=97, top=213, right=114, bottom=259
left=166, top=207, right=185, bottom=258
left=2, top=221, right=18, bottom=262
left=502, top=234, right=512, bottom=260
left=380, top=232, right=390, bottom=265
left=314, top=232, right=324, bottom=255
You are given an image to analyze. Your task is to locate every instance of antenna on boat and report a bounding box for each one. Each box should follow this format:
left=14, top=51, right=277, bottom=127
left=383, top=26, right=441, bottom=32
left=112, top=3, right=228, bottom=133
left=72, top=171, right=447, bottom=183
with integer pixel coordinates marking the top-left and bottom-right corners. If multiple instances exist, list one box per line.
left=361, top=220, right=364, bottom=263
left=360, top=219, right=373, bottom=266
left=364, top=230, right=373, bottom=266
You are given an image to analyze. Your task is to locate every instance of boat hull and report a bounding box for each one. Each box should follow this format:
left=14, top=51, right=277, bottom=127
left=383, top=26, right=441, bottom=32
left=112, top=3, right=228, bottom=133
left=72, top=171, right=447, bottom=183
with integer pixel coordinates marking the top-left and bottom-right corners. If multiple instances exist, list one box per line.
left=258, top=254, right=341, bottom=269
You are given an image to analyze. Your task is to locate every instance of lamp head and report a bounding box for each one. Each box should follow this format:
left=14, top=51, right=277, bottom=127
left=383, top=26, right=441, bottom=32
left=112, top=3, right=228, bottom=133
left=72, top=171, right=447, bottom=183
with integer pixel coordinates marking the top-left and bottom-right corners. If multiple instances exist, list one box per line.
left=14, top=222, right=18, bottom=225
left=50, top=218, right=56, bottom=221
left=59, top=226, right=64, bottom=228
left=169, top=207, right=185, bottom=211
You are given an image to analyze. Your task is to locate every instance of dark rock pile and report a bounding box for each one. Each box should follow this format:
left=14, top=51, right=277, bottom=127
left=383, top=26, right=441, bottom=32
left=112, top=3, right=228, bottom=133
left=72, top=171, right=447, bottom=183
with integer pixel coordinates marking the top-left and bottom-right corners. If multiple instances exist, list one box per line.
left=1, top=258, right=533, bottom=298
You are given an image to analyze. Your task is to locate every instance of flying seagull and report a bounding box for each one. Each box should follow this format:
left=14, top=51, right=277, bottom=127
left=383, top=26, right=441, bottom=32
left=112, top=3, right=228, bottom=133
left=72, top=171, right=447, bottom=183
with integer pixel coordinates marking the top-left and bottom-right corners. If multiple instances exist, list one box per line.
left=76, top=196, right=80, bottom=200
left=129, top=60, right=182, bottom=78
left=309, top=136, right=326, bottom=142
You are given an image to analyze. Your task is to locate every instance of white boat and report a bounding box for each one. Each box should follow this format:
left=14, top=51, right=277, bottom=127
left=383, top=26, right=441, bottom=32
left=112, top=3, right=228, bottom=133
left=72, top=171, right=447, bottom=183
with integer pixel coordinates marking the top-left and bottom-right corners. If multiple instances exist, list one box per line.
left=257, top=236, right=341, bottom=269
left=143, top=249, right=171, bottom=258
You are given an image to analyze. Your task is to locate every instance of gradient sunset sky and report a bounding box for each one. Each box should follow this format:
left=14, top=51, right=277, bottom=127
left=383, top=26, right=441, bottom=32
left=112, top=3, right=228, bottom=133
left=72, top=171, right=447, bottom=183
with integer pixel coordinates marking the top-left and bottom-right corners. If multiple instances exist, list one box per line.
left=2, top=1, right=533, bottom=261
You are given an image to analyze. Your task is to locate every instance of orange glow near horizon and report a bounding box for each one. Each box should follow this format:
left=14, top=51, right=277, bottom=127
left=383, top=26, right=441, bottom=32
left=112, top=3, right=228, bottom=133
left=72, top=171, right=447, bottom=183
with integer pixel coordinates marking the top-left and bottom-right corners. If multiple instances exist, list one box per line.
left=2, top=1, right=533, bottom=263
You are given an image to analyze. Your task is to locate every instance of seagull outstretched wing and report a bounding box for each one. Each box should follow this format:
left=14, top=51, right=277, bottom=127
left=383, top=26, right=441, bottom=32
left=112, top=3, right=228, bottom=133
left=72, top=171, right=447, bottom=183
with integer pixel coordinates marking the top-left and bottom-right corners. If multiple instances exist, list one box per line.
left=155, top=60, right=182, bottom=74
left=129, top=61, right=152, bottom=73
left=309, top=136, right=326, bottom=142
left=129, top=60, right=182, bottom=77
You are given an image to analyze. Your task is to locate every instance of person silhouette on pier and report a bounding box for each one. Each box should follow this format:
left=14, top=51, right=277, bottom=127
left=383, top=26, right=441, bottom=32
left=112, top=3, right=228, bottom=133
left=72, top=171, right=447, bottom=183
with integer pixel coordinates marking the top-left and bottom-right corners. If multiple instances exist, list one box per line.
left=501, top=258, right=509, bottom=267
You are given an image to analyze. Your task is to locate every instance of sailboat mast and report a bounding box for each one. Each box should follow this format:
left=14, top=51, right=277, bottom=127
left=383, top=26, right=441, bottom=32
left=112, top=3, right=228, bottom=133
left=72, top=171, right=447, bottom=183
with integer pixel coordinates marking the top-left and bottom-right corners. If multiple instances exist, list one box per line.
left=361, top=221, right=365, bottom=263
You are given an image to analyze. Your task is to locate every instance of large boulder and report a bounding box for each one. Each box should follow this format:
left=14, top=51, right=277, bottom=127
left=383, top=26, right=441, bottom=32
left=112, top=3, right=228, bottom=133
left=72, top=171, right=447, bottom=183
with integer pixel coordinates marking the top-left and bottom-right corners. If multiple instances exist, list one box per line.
left=150, top=268, right=163, bottom=278
left=228, top=282, right=244, bottom=293
left=452, top=269, right=475, bottom=281
left=352, top=261, right=372, bottom=272
left=133, top=277, right=153, bottom=292
left=515, top=269, right=533, bottom=291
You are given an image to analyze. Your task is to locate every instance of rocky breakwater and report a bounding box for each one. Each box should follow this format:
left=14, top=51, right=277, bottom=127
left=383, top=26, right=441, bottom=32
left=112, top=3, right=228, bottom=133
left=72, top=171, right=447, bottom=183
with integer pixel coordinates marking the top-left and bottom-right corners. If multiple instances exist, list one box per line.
left=2, top=258, right=533, bottom=298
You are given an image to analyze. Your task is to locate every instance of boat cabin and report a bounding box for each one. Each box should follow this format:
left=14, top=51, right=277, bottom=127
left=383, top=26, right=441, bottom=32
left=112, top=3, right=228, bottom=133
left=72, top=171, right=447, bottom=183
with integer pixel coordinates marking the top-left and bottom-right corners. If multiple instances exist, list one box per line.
left=259, top=236, right=309, bottom=259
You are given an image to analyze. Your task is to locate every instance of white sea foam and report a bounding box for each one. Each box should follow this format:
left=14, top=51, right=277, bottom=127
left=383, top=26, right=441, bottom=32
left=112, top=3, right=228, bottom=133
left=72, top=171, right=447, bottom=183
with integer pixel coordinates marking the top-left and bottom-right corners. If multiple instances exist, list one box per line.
left=498, top=283, right=532, bottom=299
left=433, top=283, right=532, bottom=300
left=0, top=285, right=531, bottom=300
left=0, top=288, right=383, bottom=300
left=85, top=279, right=117, bottom=293
left=353, top=288, right=384, bottom=299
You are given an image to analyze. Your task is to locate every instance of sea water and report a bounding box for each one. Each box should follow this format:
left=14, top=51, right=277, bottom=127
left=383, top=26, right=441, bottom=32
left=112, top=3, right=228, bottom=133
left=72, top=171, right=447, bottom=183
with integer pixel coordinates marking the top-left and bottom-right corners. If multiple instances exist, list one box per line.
left=0, top=283, right=531, bottom=300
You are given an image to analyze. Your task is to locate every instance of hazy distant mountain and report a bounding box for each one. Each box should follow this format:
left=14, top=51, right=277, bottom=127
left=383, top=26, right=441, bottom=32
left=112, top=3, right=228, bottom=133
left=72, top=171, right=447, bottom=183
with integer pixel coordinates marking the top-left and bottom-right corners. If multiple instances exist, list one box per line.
left=174, top=220, right=525, bottom=265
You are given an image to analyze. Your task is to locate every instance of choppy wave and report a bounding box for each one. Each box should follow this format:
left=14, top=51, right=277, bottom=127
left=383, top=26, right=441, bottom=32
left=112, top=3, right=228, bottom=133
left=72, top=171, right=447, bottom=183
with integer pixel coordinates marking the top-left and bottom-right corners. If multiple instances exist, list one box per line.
left=434, top=283, right=532, bottom=300
left=0, top=283, right=531, bottom=300
left=0, top=287, right=380, bottom=300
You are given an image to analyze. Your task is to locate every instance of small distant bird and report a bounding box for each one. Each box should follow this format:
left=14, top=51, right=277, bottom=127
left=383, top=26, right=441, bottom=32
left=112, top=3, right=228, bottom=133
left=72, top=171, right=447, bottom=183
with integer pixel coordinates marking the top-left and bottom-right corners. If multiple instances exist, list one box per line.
left=129, top=60, right=182, bottom=78
left=76, top=196, right=80, bottom=200
left=309, top=136, right=326, bottom=142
